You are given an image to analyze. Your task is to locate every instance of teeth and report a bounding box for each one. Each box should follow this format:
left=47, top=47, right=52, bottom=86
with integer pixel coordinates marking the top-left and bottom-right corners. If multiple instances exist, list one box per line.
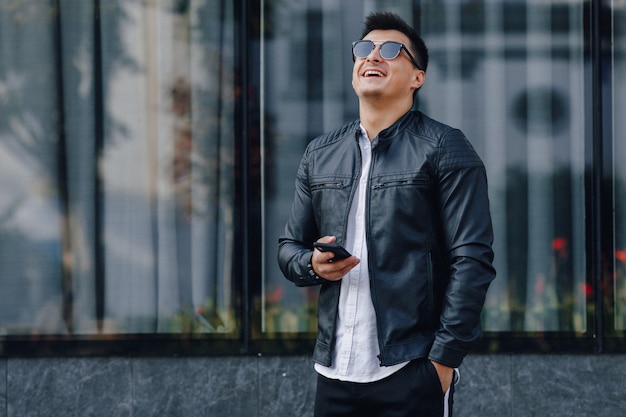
left=365, top=70, right=383, bottom=77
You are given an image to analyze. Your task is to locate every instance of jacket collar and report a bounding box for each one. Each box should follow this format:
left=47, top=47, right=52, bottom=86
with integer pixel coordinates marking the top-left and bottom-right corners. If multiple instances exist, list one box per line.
left=378, top=110, right=417, bottom=140
left=356, top=110, right=419, bottom=147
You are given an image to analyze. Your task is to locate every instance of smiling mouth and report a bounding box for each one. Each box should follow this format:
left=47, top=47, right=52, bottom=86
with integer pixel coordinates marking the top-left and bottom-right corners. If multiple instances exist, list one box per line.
left=364, top=70, right=384, bottom=77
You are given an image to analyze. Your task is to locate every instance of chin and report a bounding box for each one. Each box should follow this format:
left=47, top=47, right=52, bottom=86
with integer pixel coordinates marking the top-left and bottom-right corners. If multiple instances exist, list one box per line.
left=358, top=89, right=385, bottom=99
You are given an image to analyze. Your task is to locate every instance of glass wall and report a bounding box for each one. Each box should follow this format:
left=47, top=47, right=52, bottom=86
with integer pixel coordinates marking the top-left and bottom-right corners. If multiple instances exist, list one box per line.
left=0, top=1, right=238, bottom=338
left=0, top=0, right=623, bottom=354
left=262, top=0, right=587, bottom=338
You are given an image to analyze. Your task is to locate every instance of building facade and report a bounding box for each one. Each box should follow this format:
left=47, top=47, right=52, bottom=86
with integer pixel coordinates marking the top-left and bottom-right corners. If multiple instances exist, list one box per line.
left=0, top=0, right=625, bottom=415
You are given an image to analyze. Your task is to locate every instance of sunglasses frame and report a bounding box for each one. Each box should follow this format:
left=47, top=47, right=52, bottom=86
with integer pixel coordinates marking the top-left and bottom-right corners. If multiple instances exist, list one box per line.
left=352, top=40, right=422, bottom=70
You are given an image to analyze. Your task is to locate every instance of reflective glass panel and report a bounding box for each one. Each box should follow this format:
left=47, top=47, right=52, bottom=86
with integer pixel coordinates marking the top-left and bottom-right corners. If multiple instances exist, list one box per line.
left=0, top=1, right=238, bottom=337
left=420, top=1, right=587, bottom=333
left=262, top=0, right=588, bottom=335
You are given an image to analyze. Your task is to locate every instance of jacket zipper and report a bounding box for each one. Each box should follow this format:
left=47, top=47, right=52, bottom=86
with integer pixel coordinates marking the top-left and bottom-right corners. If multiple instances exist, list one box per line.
left=310, top=182, right=345, bottom=191
left=371, top=177, right=430, bottom=189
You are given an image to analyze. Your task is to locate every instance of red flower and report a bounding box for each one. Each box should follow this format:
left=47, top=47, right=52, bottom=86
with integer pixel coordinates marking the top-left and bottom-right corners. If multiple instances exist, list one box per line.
left=266, top=286, right=284, bottom=304
left=579, top=282, right=592, bottom=296
left=552, top=237, right=568, bottom=258
left=552, top=237, right=567, bottom=251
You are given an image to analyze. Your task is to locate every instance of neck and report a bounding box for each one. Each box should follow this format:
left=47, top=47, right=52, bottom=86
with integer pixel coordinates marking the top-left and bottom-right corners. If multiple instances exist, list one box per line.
left=359, top=97, right=413, bottom=140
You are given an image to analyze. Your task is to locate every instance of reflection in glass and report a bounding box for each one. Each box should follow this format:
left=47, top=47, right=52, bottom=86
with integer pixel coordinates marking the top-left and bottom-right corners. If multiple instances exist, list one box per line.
left=0, top=1, right=237, bottom=336
left=613, top=4, right=626, bottom=332
left=99, top=1, right=237, bottom=335
left=0, top=2, right=67, bottom=335
left=262, top=0, right=587, bottom=334
left=261, top=1, right=362, bottom=335
left=421, top=1, right=587, bottom=333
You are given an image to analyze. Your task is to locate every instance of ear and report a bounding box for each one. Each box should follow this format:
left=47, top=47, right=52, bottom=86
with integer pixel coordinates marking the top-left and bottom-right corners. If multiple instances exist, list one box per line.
left=411, top=69, right=426, bottom=91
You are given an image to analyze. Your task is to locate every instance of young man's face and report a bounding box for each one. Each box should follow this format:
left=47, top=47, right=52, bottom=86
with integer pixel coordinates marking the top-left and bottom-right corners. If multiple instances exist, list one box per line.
left=352, top=29, right=424, bottom=103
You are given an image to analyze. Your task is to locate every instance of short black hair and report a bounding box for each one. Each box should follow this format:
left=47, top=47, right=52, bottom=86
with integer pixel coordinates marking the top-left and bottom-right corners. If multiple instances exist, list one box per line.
left=360, top=12, right=428, bottom=72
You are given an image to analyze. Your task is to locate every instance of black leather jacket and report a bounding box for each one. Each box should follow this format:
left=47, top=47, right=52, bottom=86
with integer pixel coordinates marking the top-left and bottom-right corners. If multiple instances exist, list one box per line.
left=277, top=110, right=495, bottom=368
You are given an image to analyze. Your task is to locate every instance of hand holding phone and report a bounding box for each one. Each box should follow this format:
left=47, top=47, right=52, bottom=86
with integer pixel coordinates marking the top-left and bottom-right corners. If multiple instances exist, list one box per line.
left=313, top=242, right=352, bottom=261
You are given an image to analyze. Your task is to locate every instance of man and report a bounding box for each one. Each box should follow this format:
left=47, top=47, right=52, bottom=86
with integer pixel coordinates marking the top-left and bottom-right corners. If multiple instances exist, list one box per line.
left=277, top=11, right=495, bottom=417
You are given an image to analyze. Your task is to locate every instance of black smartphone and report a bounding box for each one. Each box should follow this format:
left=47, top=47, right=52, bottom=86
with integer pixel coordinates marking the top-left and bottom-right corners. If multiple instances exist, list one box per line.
left=313, top=242, right=352, bottom=261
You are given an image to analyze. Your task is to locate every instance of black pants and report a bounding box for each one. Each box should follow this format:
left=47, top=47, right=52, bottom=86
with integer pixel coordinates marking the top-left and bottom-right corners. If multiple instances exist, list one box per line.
left=314, top=359, right=453, bottom=417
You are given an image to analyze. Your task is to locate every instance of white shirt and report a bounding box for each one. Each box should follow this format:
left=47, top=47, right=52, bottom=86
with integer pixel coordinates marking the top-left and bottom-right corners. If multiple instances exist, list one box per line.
left=315, top=125, right=408, bottom=382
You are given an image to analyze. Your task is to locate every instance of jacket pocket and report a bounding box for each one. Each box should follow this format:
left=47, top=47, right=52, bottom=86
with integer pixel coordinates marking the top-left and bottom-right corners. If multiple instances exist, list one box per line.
left=310, top=181, right=346, bottom=191
left=371, top=176, right=430, bottom=190
left=426, top=248, right=435, bottom=324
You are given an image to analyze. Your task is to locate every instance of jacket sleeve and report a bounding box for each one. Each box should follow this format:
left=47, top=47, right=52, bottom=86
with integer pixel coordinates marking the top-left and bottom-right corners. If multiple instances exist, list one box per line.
left=428, top=129, right=496, bottom=368
left=277, top=147, right=327, bottom=287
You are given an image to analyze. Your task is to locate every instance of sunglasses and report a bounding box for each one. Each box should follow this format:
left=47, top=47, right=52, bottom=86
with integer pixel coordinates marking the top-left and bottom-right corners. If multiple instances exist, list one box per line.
left=352, top=40, right=422, bottom=70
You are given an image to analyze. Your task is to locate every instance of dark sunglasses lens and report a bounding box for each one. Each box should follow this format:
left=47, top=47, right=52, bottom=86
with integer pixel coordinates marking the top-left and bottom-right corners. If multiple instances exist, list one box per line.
left=353, top=41, right=374, bottom=58
left=379, top=42, right=402, bottom=60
